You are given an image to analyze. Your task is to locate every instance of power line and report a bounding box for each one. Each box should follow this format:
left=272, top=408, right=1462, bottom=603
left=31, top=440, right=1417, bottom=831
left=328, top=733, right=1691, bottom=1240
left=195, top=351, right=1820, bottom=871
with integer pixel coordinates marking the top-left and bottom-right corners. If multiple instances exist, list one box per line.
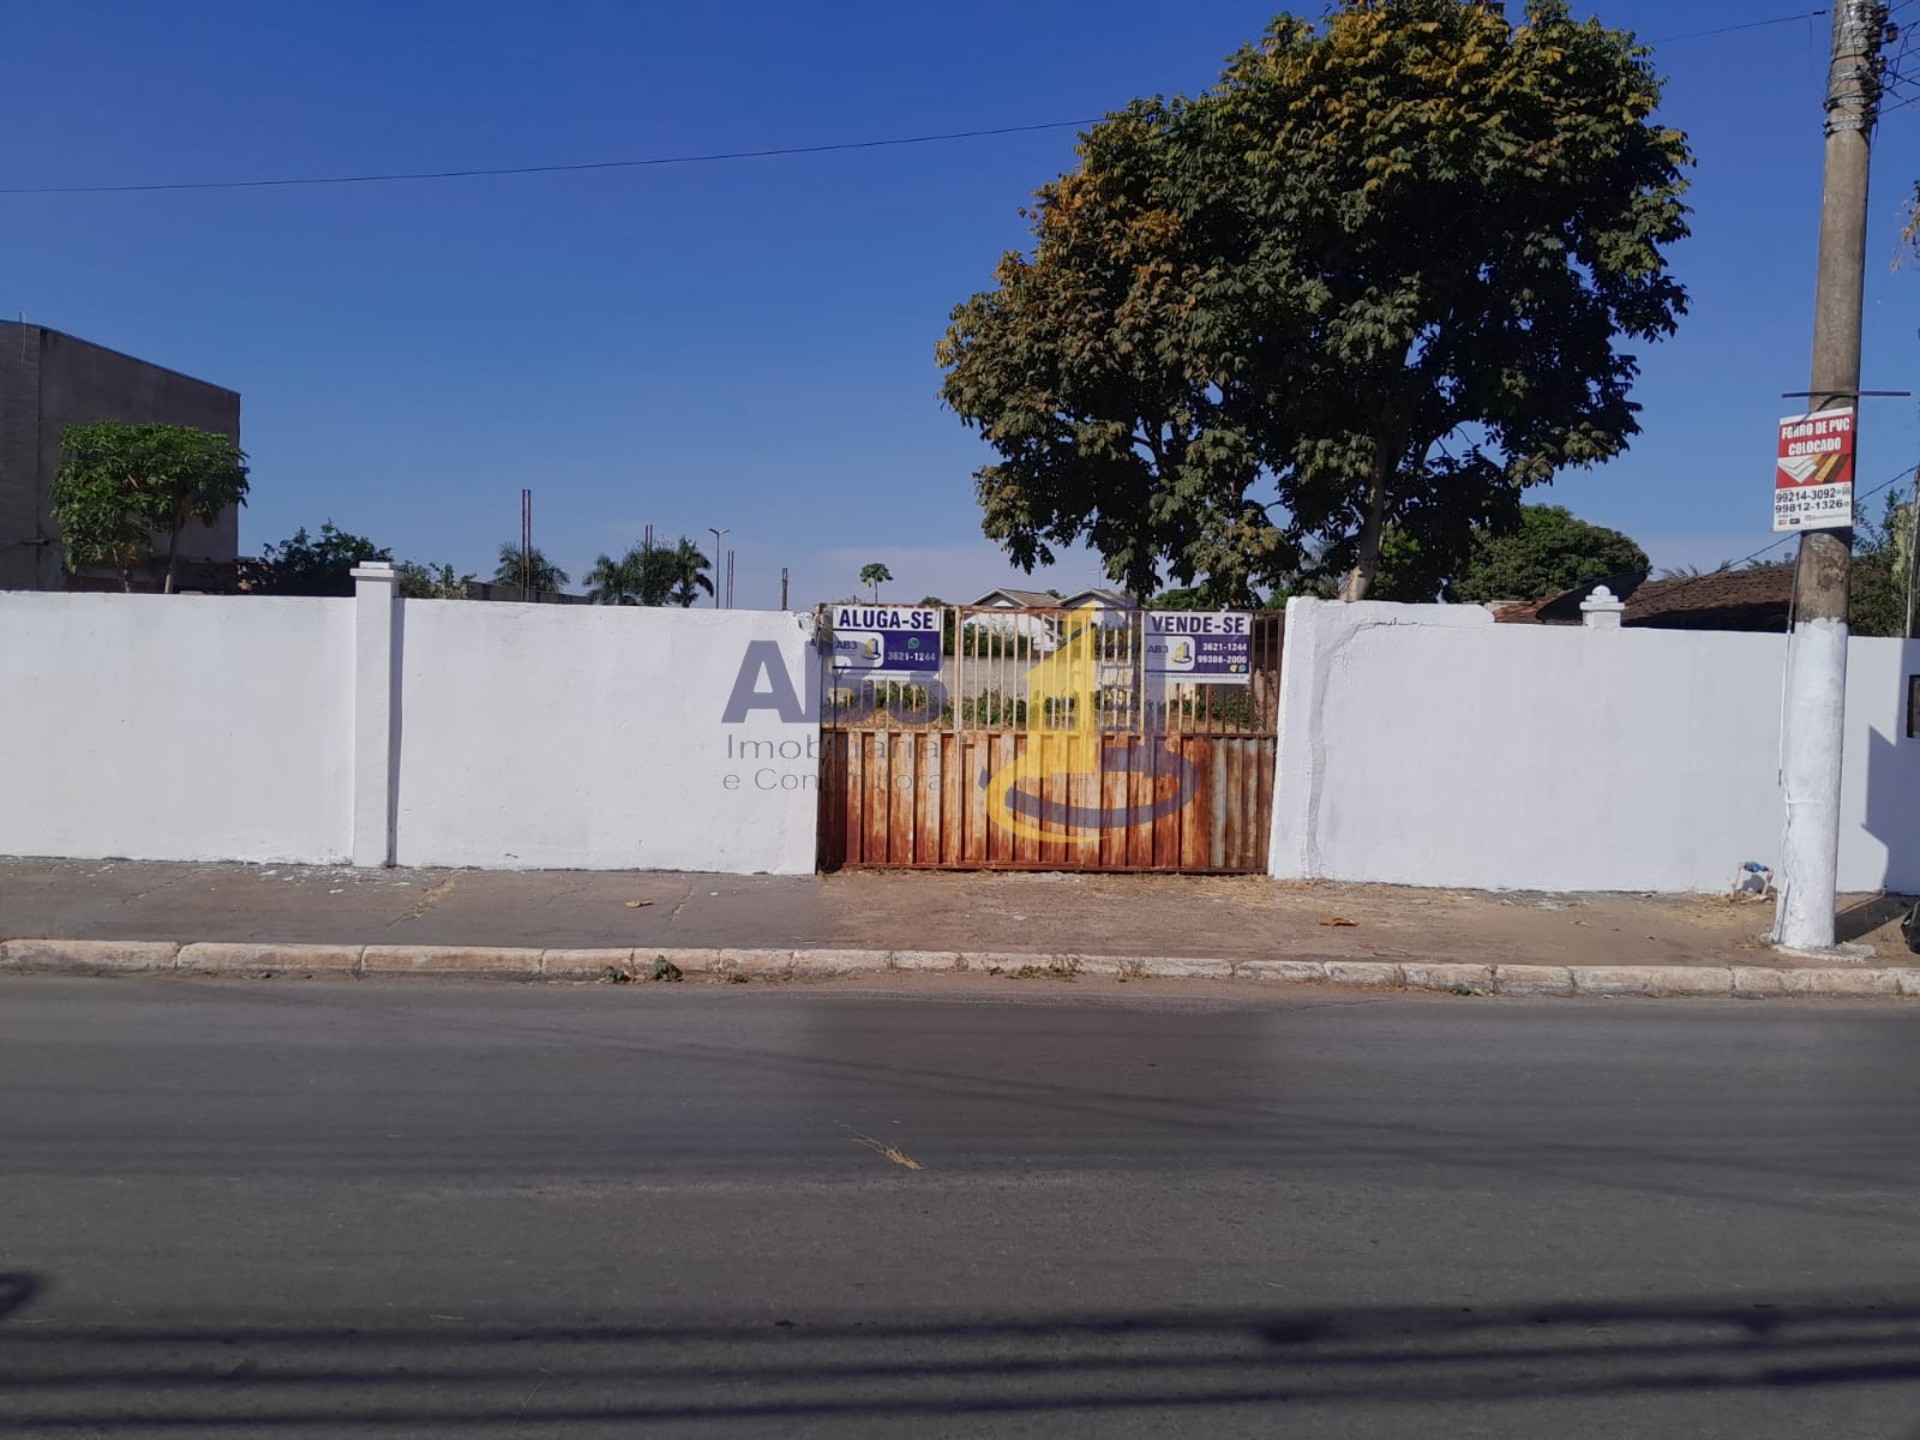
left=0, top=118, right=1097, bottom=198
left=1647, top=461, right=1919, bottom=615
left=1646, top=10, right=1828, bottom=45
left=0, top=11, right=1867, bottom=200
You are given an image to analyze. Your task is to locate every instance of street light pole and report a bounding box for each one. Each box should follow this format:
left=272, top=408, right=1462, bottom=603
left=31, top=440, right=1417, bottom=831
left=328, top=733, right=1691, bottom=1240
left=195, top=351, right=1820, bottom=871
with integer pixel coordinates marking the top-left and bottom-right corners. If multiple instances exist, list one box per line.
left=708, top=527, right=729, bottom=610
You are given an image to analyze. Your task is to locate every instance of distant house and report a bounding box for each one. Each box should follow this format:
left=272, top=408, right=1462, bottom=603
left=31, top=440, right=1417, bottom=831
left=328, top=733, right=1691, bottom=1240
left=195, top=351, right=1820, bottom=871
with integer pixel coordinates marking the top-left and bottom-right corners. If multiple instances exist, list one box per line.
left=968, top=586, right=1135, bottom=611
left=1493, top=564, right=1795, bottom=633
left=964, top=585, right=1139, bottom=651
left=970, top=587, right=1060, bottom=609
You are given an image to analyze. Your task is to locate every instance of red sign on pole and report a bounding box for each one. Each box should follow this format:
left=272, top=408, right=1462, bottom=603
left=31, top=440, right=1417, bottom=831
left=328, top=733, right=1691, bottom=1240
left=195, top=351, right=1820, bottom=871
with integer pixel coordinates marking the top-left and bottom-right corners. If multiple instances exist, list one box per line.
left=1773, top=407, right=1856, bottom=532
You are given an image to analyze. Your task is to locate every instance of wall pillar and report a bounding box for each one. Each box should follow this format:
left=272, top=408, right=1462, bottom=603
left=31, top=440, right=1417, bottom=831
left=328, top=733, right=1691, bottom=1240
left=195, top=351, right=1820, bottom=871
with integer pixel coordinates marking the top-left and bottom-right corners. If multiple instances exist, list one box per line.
left=351, top=562, right=399, bottom=866
left=1580, top=586, right=1626, bottom=630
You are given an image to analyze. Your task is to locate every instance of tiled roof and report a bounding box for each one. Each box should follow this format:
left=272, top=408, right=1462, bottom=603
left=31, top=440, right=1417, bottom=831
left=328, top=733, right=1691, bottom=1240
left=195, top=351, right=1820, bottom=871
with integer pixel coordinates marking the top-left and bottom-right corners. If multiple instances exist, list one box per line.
left=971, top=588, right=1060, bottom=608
left=1494, top=564, right=1795, bottom=633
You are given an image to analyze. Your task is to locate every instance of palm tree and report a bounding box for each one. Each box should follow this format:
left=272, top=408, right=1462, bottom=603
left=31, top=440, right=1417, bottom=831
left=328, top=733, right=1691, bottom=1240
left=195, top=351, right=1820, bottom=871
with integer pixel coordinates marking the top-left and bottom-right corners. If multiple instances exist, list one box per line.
left=494, top=543, right=570, bottom=596
left=859, top=562, right=893, bottom=602
left=667, top=538, right=714, bottom=607
left=584, top=549, right=643, bottom=605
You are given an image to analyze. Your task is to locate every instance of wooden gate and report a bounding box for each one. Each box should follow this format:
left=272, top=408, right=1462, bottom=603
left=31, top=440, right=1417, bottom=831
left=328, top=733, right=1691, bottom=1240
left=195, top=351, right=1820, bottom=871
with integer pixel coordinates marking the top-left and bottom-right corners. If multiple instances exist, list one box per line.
left=818, top=604, right=1280, bottom=873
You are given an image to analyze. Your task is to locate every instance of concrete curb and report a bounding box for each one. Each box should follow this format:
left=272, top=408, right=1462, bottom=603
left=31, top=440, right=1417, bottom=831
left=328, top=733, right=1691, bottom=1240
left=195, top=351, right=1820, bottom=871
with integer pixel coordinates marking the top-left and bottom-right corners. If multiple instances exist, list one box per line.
left=2, top=938, right=1918, bottom=998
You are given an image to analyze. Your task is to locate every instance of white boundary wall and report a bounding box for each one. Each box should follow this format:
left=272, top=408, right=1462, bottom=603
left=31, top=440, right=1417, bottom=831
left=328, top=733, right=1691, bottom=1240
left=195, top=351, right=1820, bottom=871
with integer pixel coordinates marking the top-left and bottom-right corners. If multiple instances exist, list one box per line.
left=1269, top=598, right=1920, bottom=894
left=391, top=600, right=817, bottom=873
left=0, top=592, right=355, bottom=863
left=0, top=575, right=819, bottom=875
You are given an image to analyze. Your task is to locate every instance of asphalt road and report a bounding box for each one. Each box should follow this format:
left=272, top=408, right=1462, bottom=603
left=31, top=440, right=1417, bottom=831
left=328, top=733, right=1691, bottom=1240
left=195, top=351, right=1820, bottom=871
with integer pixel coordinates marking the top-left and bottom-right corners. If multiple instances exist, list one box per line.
left=4, top=976, right=1920, bottom=1438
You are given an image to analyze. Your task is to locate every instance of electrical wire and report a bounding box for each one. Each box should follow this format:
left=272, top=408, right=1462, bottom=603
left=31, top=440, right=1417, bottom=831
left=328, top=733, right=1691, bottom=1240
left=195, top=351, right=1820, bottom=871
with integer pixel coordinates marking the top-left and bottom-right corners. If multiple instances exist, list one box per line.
left=1643, top=460, right=1920, bottom=622
left=1645, top=10, right=1828, bottom=44
left=0, top=8, right=1861, bottom=201
left=0, top=118, right=1098, bottom=197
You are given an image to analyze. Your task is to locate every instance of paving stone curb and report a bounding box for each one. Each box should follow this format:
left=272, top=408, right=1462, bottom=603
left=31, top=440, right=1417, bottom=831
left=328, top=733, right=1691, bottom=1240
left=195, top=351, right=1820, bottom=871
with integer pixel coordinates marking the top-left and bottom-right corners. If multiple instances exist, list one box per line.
left=1, top=938, right=1915, bottom=998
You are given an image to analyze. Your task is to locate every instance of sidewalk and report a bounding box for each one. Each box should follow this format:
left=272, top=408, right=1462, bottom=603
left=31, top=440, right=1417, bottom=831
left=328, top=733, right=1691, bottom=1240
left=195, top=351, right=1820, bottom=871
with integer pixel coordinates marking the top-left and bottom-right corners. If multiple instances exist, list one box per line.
left=1, top=859, right=1915, bottom=996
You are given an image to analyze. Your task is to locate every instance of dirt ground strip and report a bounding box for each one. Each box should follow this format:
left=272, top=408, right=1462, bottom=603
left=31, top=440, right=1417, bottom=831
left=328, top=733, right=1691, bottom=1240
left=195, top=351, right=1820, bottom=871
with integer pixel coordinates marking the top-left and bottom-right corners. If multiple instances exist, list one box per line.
left=0, top=858, right=1913, bottom=970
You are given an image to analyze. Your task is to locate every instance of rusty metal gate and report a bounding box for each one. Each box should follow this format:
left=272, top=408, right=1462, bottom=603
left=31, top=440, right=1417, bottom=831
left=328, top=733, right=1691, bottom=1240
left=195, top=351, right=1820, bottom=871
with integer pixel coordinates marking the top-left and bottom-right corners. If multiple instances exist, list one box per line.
left=818, top=603, right=1280, bottom=873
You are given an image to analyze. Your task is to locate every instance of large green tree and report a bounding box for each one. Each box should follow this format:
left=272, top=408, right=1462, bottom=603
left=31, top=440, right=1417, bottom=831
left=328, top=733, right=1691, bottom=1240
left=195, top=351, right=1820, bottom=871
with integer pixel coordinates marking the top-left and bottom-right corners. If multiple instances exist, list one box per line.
left=51, top=422, right=249, bottom=592
left=939, top=0, right=1691, bottom=602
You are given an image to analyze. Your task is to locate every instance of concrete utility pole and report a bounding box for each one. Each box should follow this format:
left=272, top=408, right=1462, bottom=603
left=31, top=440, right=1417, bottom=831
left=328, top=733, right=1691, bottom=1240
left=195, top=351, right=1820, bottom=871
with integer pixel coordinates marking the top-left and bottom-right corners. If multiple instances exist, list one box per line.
left=1906, top=478, right=1920, bottom=638
left=1775, top=1, right=1887, bottom=951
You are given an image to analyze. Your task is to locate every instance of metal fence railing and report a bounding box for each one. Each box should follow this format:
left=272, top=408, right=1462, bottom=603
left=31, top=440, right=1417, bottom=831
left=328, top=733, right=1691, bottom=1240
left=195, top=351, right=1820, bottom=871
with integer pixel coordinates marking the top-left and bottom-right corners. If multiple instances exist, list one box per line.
left=818, top=605, right=1280, bottom=738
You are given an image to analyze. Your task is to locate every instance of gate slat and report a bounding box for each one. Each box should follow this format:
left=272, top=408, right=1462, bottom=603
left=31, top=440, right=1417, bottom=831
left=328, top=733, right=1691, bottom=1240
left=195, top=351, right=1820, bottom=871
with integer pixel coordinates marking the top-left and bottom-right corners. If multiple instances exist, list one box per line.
left=889, top=732, right=914, bottom=866
left=940, top=732, right=962, bottom=867
left=1128, top=741, right=1157, bottom=870
left=1211, top=740, right=1231, bottom=871
left=914, top=732, right=941, bottom=866
left=864, top=732, right=890, bottom=867
left=1152, top=739, right=1183, bottom=870
left=1181, top=737, right=1212, bottom=871
left=965, top=736, right=989, bottom=866
left=1073, top=752, right=1101, bottom=868
left=1099, top=738, right=1128, bottom=869
left=1018, top=734, right=1043, bottom=868
left=843, top=731, right=864, bottom=867
left=1221, top=739, right=1246, bottom=872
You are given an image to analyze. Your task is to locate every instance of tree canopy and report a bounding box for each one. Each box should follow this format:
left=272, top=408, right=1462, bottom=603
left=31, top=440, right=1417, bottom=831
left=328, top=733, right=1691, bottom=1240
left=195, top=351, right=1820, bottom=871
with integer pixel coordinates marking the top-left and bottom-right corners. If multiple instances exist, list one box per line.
left=859, top=562, right=893, bottom=600
left=938, top=0, right=1691, bottom=602
left=1374, top=504, right=1650, bottom=602
left=247, top=522, right=391, bottom=596
left=1850, top=488, right=1915, bottom=638
left=493, top=544, right=570, bottom=596
left=51, top=422, right=249, bottom=592
left=586, top=538, right=711, bottom=607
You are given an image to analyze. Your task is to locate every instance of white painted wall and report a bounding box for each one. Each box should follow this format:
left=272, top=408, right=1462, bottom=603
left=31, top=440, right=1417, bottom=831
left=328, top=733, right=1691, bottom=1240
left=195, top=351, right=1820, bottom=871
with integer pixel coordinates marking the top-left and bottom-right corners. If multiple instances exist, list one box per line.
left=0, top=592, right=353, bottom=863
left=1270, top=599, right=1920, bottom=894
left=391, top=601, right=818, bottom=874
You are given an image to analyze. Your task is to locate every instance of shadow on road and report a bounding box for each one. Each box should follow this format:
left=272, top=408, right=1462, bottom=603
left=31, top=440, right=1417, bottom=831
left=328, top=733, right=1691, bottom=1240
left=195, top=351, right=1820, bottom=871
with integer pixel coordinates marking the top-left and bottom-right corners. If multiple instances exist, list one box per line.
left=5, top=1273, right=1920, bottom=1431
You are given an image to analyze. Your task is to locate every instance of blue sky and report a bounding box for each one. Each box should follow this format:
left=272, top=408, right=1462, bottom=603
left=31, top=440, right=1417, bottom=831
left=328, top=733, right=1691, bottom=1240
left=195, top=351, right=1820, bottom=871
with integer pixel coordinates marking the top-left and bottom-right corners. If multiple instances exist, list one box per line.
left=2, top=2, right=1916, bottom=607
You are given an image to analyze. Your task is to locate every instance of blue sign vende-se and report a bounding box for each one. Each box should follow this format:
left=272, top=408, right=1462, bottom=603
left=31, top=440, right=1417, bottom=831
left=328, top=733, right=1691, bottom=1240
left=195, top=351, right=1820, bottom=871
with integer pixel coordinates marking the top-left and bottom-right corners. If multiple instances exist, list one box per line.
left=1144, top=611, right=1253, bottom=684
left=830, top=605, right=942, bottom=676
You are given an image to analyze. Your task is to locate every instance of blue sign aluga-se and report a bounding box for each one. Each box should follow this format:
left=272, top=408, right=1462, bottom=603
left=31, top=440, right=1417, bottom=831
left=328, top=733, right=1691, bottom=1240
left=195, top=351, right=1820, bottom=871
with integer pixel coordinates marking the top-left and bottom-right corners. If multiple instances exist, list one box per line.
left=830, top=605, right=942, bottom=676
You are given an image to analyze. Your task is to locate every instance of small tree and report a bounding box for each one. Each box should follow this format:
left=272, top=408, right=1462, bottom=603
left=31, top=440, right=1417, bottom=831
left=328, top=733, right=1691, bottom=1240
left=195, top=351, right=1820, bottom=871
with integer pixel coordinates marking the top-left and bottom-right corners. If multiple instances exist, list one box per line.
left=1851, top=487, right=1916, bottom=638
left=1373, top=505, right=1650, bottom=603
left=585, top=549, right=644, bottom=605
left=493, top=543, right=570, bottom=597
left=397, top=560, right=476, bottom=599
left=859, top=562, right=893, bottom=602
left=52, top=422, right=249, bottom=592
left=248, top=523, right=391, bottom=596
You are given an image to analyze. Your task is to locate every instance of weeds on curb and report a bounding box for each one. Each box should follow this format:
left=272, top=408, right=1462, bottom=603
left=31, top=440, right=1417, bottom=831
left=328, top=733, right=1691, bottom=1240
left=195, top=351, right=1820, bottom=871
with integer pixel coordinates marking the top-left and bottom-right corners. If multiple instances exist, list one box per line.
left=1008, top=957, right=1083, bottom=982
left=598, top=966, right=632, bottom=985
left=650, top=956, right=684, bottom=983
